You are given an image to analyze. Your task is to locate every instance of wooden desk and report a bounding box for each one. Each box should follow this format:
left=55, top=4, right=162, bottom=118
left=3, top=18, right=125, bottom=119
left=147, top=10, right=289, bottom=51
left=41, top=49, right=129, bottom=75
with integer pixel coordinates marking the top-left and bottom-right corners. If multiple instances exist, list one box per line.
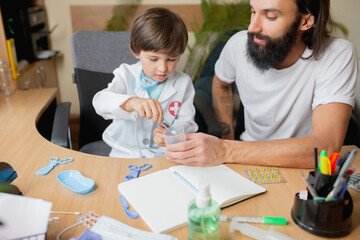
left=1, top=88, right=359, bottom=240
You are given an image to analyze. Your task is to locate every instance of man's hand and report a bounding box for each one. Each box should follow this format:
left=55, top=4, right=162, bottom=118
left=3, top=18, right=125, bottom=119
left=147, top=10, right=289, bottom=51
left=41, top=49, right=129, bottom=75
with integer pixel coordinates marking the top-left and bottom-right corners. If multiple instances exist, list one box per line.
left=121, top=97, right=163, bottom=123
left=164, top=133, right=227, bottom=166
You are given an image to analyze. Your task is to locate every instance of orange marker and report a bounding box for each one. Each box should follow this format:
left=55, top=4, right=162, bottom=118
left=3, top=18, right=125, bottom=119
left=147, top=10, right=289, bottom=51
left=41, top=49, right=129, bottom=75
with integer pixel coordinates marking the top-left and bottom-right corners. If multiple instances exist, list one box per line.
left=329, top=153, right=340, bottom=175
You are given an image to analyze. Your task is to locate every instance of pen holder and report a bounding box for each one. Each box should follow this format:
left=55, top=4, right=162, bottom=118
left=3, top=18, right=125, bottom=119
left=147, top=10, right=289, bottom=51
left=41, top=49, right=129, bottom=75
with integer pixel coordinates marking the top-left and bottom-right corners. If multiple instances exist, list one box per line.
left=309, top=170, right=338, bottom=197
left=291, top=171, right=353, bottom=237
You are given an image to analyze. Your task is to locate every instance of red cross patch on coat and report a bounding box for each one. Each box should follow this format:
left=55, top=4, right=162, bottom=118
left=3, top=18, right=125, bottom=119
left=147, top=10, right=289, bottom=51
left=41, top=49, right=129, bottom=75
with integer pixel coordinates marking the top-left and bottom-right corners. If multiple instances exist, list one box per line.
left=168, top=101, right=181, bottom=116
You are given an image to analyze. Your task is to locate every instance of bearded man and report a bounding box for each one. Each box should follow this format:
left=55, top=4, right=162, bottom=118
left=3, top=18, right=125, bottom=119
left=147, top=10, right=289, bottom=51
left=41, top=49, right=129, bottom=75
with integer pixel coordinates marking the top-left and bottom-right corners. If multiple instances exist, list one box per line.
left=165, top=0, right=358, bottom=168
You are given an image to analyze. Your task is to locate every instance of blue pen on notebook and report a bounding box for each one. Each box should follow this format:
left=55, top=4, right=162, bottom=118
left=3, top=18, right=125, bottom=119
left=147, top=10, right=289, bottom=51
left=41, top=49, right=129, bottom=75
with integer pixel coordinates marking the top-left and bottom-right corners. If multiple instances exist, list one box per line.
left=161, top=118, right=177, bottom=135
left=173, top=171, right=198, bottom=193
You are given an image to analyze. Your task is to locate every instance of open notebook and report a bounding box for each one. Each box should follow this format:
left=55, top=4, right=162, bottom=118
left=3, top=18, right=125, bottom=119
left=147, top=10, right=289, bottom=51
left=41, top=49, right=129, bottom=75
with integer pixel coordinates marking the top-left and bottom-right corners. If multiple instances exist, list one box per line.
left=118, top=164, right=266, bottom=233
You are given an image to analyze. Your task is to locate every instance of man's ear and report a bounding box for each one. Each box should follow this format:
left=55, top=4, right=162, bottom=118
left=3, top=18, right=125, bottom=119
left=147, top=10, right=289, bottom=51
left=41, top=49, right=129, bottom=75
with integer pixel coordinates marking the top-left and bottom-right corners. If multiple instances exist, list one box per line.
left=299, top=14, right=315, bottom=31
left=129, top=44, right=140, bottom=58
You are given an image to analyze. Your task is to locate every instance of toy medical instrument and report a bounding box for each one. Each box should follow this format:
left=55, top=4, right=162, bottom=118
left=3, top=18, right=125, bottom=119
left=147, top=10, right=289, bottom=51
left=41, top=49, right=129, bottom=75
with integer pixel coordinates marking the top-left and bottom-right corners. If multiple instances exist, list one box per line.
left=138, top=70, right=158, bottom=90
left=125, top=163, right=152, bottom=181
left=230, top=221, right=297, bottom=240
left=119, top=195, right=138, bottom=219
left=220, top=215, right=287, bottom=225
left=51, top=211, right=81, bottom=215
left=36, top=157, right=73, bottom=175
left=161, top=118, right=177, bottom=135
left=56, top=170, right=95, bottom=194
left=120, top=163, right=151, bottom=218
left=56, top=211, right=101, bottom=240
left=57, top=212, right=178, bottom=240
left=91, top=215, right=178, bottom=240
left=48, top=217, right=60, bottom=222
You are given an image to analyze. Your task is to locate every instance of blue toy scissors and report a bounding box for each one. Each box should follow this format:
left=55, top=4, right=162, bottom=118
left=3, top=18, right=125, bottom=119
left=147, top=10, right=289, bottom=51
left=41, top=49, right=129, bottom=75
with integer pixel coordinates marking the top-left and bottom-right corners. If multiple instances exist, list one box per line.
left=125, top=163, right=152, bottom=181
left=36, top=157, right=74, bottom=175
left=120, top=163, right=152, bottom=218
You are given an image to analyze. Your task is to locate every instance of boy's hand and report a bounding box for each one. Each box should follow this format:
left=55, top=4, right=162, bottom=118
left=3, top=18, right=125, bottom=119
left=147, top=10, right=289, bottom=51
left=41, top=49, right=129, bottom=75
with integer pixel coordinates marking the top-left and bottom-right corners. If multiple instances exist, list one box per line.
left=153, top=125, right=166, bottom=147
left=121, top=97, right=163, bottom=123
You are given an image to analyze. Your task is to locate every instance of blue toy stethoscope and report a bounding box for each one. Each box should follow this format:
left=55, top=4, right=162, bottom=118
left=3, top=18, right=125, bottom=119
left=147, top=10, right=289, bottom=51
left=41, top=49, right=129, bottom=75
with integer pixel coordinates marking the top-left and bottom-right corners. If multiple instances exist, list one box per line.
left=134, top=70, right=176, bottom=158
left=138, top=70, right=158, bottom=90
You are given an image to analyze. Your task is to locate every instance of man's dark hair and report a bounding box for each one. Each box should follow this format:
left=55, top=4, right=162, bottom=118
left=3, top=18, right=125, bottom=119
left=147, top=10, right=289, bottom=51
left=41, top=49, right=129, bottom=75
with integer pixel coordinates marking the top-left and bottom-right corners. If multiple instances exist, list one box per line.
left=130, top=7, right=188, bottom=56
left=296, top=0, right=333, bottom=59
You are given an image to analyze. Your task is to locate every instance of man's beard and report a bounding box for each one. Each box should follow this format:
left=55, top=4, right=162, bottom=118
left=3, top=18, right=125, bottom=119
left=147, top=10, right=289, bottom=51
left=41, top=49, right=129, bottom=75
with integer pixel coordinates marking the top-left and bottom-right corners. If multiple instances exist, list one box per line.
left=246, top=15, right=301, bottom=72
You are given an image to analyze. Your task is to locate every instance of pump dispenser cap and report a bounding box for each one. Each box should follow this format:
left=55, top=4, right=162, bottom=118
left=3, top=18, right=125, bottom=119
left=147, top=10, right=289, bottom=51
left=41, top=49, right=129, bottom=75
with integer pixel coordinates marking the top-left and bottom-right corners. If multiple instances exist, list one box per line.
left=196, top=180, right=211, bottom=208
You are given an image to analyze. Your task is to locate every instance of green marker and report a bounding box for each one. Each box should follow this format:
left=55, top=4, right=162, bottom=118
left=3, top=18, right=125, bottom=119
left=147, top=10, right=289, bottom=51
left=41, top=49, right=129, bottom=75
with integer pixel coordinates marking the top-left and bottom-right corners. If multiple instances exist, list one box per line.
left=220, top=215, right=287, bottom=225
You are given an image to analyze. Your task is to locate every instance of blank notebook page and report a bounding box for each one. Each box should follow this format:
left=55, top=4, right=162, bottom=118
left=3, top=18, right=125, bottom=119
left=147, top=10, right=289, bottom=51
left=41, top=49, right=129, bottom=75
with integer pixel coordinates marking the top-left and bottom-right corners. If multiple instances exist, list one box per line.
left=118, top=169, right=194, bottom=233
left=118, top=165, right=266, bottom=233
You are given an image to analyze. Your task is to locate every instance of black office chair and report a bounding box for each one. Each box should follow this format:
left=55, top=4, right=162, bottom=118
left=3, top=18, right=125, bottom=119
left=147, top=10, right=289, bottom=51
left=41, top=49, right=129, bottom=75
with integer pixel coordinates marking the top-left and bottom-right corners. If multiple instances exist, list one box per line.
left=51, top=31, right=137, bottom=156
left=194, top=34, right=243, bottom=139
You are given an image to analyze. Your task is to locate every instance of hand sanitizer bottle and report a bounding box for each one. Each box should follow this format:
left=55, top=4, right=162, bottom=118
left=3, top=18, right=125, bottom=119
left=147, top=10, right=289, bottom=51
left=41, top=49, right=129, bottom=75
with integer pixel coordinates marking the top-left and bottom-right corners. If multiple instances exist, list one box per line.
left=188, top=180, right=220, bottom=240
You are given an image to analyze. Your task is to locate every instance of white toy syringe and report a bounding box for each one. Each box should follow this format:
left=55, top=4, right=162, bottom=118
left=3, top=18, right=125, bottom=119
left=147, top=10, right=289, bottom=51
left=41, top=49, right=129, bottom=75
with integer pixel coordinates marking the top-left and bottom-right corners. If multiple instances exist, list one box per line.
left=230, top=220, right=297, bottom=240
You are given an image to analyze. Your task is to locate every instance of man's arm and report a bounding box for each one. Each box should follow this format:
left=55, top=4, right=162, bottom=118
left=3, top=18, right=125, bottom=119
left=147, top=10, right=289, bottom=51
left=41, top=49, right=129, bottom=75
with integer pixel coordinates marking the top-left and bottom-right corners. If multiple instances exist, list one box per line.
left=212, top=74, right=234, bottom=139
left=164, top=102, right=352, bottom=168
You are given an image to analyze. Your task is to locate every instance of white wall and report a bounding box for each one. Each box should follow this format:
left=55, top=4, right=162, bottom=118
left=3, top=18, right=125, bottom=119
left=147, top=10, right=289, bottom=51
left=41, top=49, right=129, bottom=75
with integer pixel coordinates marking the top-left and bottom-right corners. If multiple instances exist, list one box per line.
left=45, top=0, right=360, bottom=115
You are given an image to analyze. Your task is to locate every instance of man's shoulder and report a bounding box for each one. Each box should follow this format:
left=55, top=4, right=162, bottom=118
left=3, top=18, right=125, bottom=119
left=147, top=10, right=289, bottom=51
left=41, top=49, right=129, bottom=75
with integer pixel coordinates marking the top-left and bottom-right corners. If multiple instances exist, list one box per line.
left=220, top=30, right=248, bottom=56
left=326, top=38, right=356, bottom=54
left=227, top=30, right=248, bottom=44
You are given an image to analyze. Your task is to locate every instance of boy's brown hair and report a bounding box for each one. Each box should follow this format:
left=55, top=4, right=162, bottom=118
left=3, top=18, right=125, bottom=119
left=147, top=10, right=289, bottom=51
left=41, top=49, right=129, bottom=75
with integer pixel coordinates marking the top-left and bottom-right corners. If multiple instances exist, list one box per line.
left=130, top=7, right=188, bottom=56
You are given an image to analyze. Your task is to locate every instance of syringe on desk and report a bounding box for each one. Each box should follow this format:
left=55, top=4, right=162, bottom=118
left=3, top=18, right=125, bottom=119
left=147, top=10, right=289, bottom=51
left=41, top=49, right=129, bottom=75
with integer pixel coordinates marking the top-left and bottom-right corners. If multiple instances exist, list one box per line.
left=220, top=215, right=287, bottom=225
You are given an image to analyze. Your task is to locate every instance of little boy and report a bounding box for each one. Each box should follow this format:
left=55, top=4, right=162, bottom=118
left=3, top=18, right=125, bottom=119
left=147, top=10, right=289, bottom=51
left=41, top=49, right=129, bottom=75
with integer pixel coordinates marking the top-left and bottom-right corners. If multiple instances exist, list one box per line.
left=93, top=7, right=198, bottom=158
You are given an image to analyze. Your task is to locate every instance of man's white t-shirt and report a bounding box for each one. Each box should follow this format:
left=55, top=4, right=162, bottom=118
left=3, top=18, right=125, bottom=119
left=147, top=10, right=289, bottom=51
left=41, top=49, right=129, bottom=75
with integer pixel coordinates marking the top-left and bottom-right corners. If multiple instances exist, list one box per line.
left=215, top=31, right=358, bottom=141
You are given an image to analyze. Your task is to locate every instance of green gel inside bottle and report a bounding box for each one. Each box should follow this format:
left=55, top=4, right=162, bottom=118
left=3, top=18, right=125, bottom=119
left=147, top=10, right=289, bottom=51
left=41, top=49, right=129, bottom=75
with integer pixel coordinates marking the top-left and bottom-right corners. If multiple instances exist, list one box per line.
left=188, top=180, right=220, bottom=240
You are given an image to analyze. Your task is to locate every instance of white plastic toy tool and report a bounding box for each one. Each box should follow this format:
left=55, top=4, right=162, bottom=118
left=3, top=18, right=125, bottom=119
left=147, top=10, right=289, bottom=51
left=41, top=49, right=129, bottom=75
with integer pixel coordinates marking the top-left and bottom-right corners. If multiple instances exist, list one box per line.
left=36, top=157, right=73, bottom=175
left=161, top=118, right=177, bottom=135
left=230, top=220, right=297, bottom=240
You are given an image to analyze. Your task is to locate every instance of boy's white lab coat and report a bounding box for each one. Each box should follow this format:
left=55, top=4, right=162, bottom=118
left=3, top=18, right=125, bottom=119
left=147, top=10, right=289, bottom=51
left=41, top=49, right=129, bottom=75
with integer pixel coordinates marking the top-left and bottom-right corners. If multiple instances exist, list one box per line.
left=93, top=62, right=198, bottom=158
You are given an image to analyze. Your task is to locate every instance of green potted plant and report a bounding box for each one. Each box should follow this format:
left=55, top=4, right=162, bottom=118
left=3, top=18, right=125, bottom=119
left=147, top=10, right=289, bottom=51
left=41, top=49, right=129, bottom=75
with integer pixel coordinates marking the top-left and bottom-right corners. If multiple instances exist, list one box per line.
left=105, top=0, right=347, bottom=83
left=184, top=0, right=251, bottom=82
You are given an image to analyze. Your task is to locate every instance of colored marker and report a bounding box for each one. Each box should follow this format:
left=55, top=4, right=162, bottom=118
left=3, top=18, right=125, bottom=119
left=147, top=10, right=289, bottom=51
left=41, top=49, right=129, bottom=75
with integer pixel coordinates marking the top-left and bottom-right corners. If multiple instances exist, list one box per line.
left=319, top=150, right=327, bottom=172
left=337, top=180, right=348, bottom=200
left=320, top=156, right=330, bottom=175
left=340, top=152, right=350, bottom=168
left=334, top=156, right=342, bottom=175
left=326, top=176, right=346, bottom=201
left=333, top=149, right=358, bottom=187
left=329, top=153, right=340, bottom=175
